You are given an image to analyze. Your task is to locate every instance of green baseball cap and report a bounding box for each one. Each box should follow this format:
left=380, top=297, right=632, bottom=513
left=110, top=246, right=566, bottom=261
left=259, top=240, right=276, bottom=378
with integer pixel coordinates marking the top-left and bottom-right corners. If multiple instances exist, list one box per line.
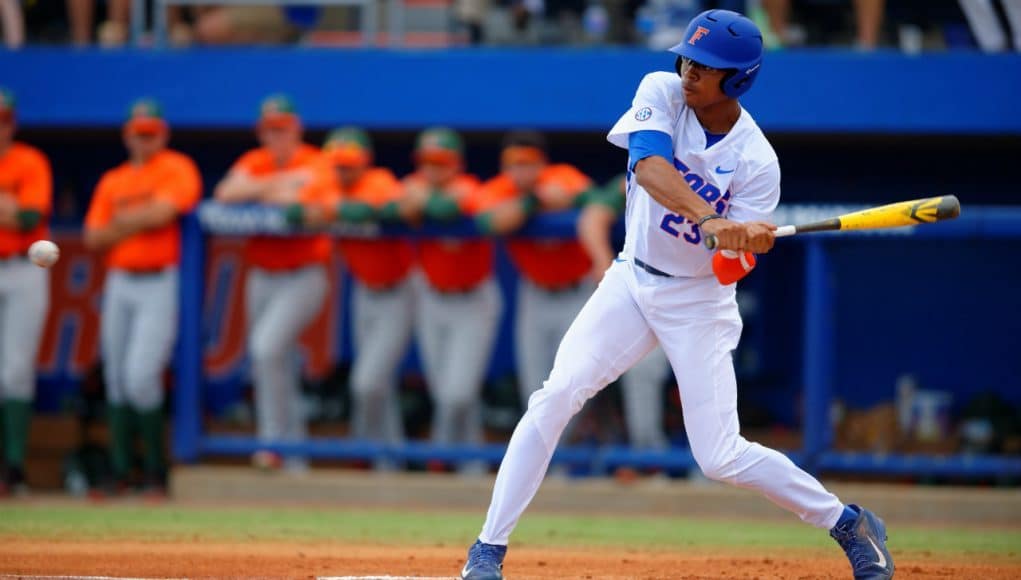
left=0, top=88, right=15, bottom=117
left=324, top=126, right=372, bottom=166
left=259, top=93, right=300, bottom=127
left=414, top=127, right=463, bottom=164
left=125, top=98, right=167, bottom=134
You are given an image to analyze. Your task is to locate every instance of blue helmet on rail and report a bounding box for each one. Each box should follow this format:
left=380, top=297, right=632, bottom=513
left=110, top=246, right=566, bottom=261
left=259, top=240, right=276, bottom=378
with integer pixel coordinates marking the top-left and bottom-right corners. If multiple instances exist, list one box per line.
left=669, top=10, right=764, bottom=99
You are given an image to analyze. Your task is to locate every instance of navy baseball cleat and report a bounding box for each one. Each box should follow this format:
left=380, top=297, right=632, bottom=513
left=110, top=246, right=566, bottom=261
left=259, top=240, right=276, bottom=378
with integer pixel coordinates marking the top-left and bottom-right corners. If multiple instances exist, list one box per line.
left=830, top=504, right=895, bottom=579
left=460, top=539, right=507, bottom=580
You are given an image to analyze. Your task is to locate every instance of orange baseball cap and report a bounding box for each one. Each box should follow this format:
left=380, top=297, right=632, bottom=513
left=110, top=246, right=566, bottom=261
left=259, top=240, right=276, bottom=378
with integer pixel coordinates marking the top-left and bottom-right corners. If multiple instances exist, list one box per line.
left=414, top=127, right=463, bottom=166
left=323, top=126, right=372, bottom=167
left=124, top=98, right=168, bottom=135
left=259, top=94, right=300, bottom=129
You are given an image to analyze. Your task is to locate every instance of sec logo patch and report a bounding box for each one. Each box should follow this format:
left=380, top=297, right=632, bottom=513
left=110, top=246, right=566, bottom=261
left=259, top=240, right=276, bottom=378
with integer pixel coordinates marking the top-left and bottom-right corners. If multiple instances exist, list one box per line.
left=635, top=107, right=652, bottom=121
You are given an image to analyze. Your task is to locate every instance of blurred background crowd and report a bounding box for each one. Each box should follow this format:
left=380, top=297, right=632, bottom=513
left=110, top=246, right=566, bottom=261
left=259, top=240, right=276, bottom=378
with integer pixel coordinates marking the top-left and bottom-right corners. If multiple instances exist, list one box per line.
left=1, top=0, right=1020, bottom=52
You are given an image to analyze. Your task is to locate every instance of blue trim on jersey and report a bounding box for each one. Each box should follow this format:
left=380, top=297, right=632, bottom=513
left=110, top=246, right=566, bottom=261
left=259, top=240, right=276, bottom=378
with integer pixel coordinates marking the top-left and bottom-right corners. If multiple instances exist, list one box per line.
left=704, top=129, right=726, bottom=149
left=628, top=130, right=674, bottom=171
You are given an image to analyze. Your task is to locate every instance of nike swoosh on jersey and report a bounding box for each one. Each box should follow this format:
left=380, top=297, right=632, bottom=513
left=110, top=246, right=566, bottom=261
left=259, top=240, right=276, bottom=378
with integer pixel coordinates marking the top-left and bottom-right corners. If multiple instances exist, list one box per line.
left=715, top=166, right=735, bottom=174
left=867, top=536, right=888, bottom=568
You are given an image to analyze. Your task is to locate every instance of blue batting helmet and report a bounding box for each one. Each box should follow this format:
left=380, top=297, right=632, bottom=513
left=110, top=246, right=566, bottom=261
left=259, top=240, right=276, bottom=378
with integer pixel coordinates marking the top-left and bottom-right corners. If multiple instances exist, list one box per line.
left=669, top=10, right=764, bottom=99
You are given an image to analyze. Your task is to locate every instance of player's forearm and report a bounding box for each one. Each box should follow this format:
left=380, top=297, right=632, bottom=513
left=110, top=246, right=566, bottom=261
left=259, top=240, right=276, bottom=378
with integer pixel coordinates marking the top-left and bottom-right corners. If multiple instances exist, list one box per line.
left=115, top=201, right=178, bottom=233
left=84, top=225, right=126, bottom=251
left=634, top=157, right=716, bottom=222
left=215, top=175, right=270, bottom=203
left=479, top=199, right=530, bottom=235
left=577, top=205, right=617, bottom=263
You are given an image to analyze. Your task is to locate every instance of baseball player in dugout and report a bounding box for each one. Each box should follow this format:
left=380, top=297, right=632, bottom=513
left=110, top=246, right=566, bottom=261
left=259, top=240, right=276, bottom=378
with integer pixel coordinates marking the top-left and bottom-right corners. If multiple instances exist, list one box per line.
left=460, top=11, right=894, bottom=580
left=399, top=128, right=502, bottom=469
left=0, top=88, right=52, bottom=496
left=320, top=127, right=412, bottom=460
left=475, top=130, right=593, bottom=413
left=214, top=94, right=337, bottom=472
left=84, top=99, right=201, bottom=495
left=577, top=174, right=672, bottom=453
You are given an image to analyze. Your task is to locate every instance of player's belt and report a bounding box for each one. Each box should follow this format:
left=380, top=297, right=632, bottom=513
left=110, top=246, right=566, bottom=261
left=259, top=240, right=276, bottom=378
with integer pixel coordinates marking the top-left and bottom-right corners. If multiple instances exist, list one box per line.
left=633, top=257, right=673, bottom=278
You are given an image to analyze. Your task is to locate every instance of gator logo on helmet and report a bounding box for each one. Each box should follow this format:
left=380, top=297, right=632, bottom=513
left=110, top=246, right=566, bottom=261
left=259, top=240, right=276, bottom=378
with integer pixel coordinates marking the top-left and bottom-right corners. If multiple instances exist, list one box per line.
left=688, top=25, right=710, bottom=44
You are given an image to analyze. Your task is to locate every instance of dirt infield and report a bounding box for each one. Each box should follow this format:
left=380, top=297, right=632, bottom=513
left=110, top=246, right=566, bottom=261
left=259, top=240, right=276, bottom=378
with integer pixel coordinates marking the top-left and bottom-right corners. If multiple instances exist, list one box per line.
left=2, top=538, right=1020, bottom=579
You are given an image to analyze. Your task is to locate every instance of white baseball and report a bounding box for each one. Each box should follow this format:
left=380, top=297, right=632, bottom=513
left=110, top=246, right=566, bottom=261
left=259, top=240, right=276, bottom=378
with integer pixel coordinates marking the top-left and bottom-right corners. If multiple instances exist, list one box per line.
left=28, top=240, right=60, bottom=268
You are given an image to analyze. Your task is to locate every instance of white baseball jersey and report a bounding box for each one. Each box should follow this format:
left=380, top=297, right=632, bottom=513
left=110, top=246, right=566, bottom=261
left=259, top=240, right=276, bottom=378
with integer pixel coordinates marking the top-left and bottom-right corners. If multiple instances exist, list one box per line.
left=607, top=71, right=781, bottom=279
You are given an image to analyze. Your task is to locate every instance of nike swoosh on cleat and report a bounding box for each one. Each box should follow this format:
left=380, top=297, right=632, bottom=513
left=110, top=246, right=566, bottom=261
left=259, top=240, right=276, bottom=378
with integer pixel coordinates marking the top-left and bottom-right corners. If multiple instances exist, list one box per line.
left=867, top=536, right=888, bottom=568
left=715, top=166, right=735, bottom=174
left=461, top=564, right=471, bottom=578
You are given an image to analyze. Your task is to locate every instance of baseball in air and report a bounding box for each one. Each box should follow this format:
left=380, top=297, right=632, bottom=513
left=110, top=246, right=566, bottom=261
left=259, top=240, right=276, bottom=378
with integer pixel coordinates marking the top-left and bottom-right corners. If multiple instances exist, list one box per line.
left=28, top=240, right=60, bottom=268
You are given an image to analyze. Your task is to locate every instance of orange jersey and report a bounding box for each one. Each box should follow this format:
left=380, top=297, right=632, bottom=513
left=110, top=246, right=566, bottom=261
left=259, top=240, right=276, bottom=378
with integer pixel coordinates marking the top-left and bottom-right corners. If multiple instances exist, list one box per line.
left=85, top=149, right=201, bottom=271
left=232, top=145, right=338, bottom=271
left=0, top=143, right=52, bottom=258
left=407, top=172, right=494, bottom=292
left=478, top=164, right=593, bottom=288
left=336, top=168, right=415, bottom=289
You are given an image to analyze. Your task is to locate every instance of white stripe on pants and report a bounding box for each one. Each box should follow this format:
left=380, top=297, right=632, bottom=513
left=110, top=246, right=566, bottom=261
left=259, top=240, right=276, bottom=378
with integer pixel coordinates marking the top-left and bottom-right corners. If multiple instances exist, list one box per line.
left=479, top=260, right=844, bottom=545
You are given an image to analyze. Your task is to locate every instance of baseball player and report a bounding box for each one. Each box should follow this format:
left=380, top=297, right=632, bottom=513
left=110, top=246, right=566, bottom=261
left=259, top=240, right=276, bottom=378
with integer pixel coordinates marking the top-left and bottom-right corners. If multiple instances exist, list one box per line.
left=461, top=11, right=894, bottom=580
left=0, top=88, right=52, bottom=495
left=84, top=99, right=201, bottom=493
left=577, top=175, right=671, bottom=451
left=400, top=128, right=502, bottom=460
left=325, top=127, right=412, bottom=453
left=214, top=95, right=337, bottom=471
left=475, top=131, right=593, bottom=413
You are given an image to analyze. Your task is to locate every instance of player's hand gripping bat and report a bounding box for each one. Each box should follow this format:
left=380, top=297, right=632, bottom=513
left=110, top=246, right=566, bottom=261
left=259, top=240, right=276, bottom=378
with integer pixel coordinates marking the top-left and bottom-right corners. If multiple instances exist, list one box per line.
left=703, top=195, right=961, bottom=250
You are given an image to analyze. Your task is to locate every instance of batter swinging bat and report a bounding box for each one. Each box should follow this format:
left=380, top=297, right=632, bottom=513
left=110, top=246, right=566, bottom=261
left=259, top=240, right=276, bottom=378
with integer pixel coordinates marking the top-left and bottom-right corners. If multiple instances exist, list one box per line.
left=704, top=195, right=961, bottom=250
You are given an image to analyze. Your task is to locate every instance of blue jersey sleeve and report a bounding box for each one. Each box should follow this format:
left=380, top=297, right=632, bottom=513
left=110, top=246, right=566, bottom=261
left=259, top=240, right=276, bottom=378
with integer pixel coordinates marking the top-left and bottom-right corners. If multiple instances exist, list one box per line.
left=628, top=130, right=673, bottom=171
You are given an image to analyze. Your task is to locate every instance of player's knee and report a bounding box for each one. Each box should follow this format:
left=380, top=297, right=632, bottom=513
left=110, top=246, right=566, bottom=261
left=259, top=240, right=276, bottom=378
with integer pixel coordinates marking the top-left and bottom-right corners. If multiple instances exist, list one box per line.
left=249, top=334, right=286, bottom=365
left=433, top=389, right=476, bottom=415
left=696, top=457, right=734, bottom=482
left=124, top=383, right=164, bottom=412
left=123, top=364, right=159, bottom=390
left=691, top=438, right=751, bottom=483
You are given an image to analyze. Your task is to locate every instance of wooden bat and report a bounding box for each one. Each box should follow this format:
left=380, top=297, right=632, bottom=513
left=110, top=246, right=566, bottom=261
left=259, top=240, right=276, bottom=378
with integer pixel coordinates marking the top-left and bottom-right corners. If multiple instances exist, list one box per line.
left=704, top=195, right=961, bottom=250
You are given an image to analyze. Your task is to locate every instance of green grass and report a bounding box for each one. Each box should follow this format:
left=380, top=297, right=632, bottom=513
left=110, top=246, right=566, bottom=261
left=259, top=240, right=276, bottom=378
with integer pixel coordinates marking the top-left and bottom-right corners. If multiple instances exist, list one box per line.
left=0, top=504, right=1017, bottom=558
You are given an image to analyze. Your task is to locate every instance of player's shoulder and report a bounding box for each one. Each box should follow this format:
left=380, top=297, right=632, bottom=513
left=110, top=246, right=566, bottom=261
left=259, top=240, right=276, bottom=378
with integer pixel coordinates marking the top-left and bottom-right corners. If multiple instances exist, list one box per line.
left=234, top=147, right=270, bottom=170
left=10, top=142, right=49, bottom=165
left=636, top=72, right=683, bottom=104
left=480, top=173, right=515, bottom=193
left=158, top=148, right=199, bottom=168
left=295, top=143, right=324, bottom=162
left=731, top=109, right=779, bottom=172
left=542, top=163, right=590, bottom=183
left=453, top=173, right=481, bottom=190
left=638, top=71, right=681, bottom=91
left=365, top=166, right=398, bottom=185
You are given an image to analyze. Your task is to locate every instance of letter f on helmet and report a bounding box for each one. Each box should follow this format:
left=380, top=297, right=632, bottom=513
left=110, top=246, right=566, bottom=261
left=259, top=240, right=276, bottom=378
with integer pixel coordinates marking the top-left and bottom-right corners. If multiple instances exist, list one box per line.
left=688, top=26, right=710, bottom=44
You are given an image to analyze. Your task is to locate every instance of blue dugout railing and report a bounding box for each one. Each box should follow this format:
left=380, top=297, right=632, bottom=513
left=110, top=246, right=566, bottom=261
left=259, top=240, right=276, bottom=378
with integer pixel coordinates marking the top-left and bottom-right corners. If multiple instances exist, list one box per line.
left=174, top=203, right=1021, bottom=479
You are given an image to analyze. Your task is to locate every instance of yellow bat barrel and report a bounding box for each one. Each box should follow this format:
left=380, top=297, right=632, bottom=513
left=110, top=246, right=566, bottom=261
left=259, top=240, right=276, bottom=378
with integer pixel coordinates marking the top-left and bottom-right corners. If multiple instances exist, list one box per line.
left=835, top=195, right=961, bottom=231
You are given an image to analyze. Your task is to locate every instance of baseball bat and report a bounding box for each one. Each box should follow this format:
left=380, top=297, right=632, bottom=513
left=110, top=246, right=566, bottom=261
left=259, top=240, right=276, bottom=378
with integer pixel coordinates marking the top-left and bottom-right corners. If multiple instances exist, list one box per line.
left=703, top=195, right=961, bottom=250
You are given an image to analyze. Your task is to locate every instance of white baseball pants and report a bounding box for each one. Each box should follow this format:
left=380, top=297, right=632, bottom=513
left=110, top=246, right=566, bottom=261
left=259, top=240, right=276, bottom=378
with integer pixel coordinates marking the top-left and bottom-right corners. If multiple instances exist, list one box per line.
left=479, top=259, right=844, bottom=545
